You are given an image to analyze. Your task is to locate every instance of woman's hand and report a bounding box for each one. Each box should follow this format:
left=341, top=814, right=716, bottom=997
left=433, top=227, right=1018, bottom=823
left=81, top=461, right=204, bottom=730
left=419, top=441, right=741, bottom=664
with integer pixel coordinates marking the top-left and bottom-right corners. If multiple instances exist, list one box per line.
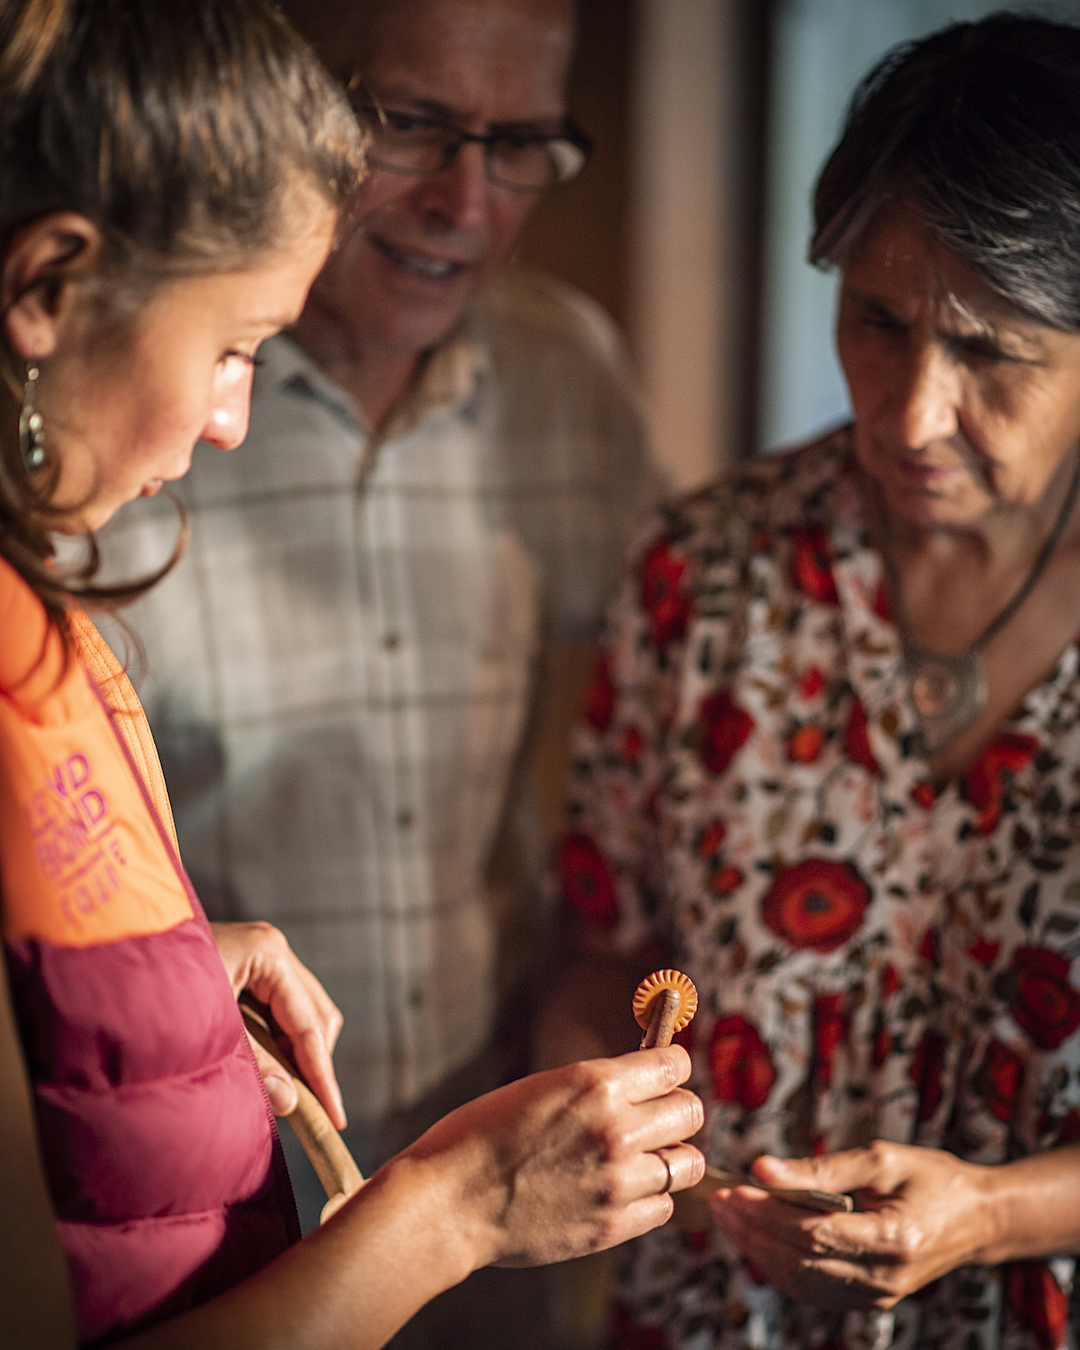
left=399, top=1045, right=706, bottom=1272
left=709, top=1141, right=996, bottom=1310
left=120, top=1047, right=706, bottom=1348
left=210, top=921, right=345, bottom=1129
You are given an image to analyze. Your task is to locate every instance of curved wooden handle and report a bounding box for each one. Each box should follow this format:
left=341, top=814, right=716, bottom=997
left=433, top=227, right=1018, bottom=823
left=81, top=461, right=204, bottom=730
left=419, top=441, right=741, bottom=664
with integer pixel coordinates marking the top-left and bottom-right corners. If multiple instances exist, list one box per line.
left=240, top=1001, right=364, bottom=1223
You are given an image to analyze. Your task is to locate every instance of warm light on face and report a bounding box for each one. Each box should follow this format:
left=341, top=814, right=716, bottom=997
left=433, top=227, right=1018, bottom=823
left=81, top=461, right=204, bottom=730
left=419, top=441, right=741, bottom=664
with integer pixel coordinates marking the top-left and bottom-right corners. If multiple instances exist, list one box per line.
left=43, top=205, right=338, bottom=534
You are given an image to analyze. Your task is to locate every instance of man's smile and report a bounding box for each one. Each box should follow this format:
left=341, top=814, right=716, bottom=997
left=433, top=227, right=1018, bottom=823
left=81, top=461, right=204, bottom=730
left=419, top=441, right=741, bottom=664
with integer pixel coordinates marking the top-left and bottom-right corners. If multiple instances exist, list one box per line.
left=369, top=235, right=473, bottom=281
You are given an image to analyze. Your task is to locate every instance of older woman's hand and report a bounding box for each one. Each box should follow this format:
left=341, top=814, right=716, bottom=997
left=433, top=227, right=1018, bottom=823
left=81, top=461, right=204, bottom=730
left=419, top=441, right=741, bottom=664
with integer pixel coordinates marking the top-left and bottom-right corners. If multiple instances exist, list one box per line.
left=398, top=1046, right=706, bottom=1270
left=709, top=1141, right=997, bottom=1310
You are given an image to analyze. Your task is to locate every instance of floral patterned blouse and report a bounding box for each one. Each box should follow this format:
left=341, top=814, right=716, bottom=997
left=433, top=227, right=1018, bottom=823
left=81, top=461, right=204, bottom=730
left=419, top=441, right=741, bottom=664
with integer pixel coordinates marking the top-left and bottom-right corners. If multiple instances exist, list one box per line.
left=561, top=431, right=1080, bottom=1350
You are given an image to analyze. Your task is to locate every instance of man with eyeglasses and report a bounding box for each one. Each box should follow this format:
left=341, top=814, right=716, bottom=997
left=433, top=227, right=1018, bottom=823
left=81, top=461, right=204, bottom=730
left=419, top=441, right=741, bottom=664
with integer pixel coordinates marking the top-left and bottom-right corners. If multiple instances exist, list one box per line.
left=94, top=4, right=660, bottom=1335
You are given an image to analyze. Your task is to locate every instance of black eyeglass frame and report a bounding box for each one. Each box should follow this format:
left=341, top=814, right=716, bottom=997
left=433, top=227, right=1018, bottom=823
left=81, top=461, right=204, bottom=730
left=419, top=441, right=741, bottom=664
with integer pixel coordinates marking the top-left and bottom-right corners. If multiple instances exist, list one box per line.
left=347, top=82, right=594, bottom=193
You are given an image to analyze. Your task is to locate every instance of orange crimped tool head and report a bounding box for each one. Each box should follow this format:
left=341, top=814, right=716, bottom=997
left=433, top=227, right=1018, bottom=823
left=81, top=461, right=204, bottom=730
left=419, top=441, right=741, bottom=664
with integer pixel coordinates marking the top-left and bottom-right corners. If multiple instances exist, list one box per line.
left=633, top=969, right=698, bottom=1033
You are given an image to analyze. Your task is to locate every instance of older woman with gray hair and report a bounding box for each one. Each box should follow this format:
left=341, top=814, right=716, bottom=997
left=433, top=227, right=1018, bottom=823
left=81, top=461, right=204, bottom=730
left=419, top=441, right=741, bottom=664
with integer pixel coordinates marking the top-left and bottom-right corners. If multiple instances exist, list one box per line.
left=542, top=14, right=1080, bottom=1350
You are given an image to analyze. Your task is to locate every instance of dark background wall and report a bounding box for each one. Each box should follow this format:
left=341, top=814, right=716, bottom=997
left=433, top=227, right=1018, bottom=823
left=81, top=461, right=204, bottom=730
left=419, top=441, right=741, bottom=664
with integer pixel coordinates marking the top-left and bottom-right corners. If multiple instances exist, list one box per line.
left=517, top=0, right=635, bottom=330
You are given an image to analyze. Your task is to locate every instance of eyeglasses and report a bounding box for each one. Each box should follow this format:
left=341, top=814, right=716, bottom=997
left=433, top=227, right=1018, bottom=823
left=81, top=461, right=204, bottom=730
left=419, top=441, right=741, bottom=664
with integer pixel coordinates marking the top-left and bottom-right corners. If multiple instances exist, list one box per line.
left=348, top=86, right=593, bottom=193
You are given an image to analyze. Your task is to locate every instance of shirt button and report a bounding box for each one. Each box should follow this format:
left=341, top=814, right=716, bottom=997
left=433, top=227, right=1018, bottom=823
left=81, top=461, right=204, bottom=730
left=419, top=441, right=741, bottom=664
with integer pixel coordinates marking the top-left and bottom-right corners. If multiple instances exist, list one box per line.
left=396, top=807, right=413, bottom=829
left=382, top=631, right=402, bottom=650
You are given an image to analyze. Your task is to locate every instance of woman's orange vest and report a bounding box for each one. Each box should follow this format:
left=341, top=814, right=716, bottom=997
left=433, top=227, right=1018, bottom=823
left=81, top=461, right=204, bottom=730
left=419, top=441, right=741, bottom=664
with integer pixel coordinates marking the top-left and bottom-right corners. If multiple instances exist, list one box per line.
left=0, top=556, right=298, bottom=1344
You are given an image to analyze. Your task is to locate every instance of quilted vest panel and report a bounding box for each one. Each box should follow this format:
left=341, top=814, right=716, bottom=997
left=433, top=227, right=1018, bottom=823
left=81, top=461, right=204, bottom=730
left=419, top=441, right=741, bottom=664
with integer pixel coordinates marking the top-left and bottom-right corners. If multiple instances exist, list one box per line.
left=0, top=559, right=299, bottom=1344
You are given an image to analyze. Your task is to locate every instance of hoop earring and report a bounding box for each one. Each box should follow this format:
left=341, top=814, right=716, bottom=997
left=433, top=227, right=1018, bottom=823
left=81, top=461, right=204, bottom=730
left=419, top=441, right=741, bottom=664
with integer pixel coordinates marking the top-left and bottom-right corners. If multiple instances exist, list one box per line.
left=19, top=363, right=45, bottom=473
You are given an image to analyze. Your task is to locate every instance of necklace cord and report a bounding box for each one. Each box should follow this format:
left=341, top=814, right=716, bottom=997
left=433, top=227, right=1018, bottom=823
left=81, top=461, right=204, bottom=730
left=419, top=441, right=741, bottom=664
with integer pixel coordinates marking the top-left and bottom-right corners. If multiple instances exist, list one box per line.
left=876, top=442, right=1080, bottom=655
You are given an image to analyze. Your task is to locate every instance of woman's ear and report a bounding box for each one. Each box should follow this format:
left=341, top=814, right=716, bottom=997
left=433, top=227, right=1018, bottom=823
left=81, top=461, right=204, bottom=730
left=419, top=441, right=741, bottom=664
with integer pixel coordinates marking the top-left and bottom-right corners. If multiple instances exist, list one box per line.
left=1, top=213, right=103, bottom=362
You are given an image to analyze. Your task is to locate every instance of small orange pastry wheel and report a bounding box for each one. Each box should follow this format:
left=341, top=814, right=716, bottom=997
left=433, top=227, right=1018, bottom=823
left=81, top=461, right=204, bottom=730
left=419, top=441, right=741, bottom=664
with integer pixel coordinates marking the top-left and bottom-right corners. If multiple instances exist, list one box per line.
left=633, top=969, right=698, bottom=1048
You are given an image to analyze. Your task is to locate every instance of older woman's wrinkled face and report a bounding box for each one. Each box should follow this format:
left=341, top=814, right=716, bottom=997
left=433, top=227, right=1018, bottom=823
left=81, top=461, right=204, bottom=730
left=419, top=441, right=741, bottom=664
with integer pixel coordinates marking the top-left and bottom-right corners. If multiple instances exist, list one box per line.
left=838, top=201, right=1080, bottom=530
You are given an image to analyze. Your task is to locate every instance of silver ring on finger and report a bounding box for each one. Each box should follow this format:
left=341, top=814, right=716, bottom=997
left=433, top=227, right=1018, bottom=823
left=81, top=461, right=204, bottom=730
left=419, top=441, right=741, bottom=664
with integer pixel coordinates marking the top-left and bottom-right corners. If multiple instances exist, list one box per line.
left=654, top=1149, right=674, bottom=1194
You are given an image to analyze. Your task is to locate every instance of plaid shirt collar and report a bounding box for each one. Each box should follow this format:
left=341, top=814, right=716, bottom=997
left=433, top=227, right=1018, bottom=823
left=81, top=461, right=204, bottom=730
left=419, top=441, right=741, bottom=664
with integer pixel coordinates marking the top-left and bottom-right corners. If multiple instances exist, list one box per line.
left=254, top=310, right=493, bottom=442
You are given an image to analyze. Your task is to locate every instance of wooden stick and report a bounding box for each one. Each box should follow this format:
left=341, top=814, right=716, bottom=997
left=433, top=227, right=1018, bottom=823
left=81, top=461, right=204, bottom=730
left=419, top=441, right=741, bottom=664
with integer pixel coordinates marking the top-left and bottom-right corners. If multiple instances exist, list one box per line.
left=641, top=988, right=680, bottom=1049
left=702, top=1165, right=852, bottom=1213
left=240, top=1000, right=364, bottom=1222
left=671, top=1164, right=852, bottom=1229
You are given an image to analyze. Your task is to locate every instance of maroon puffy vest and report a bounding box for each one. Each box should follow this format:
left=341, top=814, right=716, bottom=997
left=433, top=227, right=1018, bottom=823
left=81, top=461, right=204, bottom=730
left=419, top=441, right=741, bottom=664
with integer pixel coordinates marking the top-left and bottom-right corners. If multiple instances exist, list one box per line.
left=0, top=561, right=299, bottom=1344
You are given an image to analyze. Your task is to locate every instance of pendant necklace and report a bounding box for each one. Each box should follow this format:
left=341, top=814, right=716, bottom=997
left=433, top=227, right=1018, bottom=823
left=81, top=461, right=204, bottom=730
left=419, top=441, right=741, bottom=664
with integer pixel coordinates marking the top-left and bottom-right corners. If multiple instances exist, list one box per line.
left=876, top=447, right=1080, bottom=754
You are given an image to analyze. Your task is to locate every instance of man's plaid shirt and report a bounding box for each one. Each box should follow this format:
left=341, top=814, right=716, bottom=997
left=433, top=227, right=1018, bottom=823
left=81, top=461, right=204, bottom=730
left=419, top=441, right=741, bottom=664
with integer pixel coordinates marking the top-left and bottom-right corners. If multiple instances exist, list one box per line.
left=95, top=268, right=662, bottom=1118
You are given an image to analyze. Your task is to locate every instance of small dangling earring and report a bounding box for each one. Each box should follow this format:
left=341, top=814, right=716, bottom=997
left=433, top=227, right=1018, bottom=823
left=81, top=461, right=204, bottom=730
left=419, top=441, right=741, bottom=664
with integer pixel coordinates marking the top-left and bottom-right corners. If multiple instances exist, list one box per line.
left=19, top=362, right=45, bottom=473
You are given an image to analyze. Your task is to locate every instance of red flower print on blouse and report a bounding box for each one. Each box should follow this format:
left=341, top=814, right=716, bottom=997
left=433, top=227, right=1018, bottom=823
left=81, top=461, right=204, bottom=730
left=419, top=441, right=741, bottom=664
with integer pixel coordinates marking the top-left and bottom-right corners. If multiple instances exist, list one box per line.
left=980, top=1040, right=1025, bottom=1123
left=814, top=992, right=847, bottom=1088
left=709, top=1014, right=777, bottom=1109
left=584, top=653, right=614, bottom=732
left=639, top=539, right=692, bottom=647
left=968, top=935, right=1000, bottom=967
left=560, top=832, right=618, bottom=930
left=879, top=963, right=900, bottom=998
left=697, top=819, right=726, bottom=858
left=1008, top=946, right=1080, bottom=1050
left=1007, top=1261, right=1069, bottom=1350
left=621, top=725, right=643, bottom=766
left=698, top=691, right=754, bottom=776
left=842, top=699, right=881, bottom=777
left=608, top=1304, right=669, bottom=1350
left=910, top=1029, right=948, bottom=1123
left=872, top=580, right=891, bottom=621
left=871, top=1012, right=890, bottom=1067
left=791, top=524, right=839, bottom=604
left=910, top=781, right=937, bottom=810
left=788, top=723, right=826, bottom=763
left=710, top=865, right=744, bottom=896
left=798, top=666, right=825, bottom=700
left=760, top=858, right=871, bottom=953
left=960, top=731, right=1040, bottom=836
left=1054, top=1109, right=1080, bottom=1144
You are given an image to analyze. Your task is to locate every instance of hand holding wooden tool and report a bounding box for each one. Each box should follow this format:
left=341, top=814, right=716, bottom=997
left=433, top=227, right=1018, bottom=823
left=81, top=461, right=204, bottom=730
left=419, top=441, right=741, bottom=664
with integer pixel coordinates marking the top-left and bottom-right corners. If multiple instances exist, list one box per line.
left=240, top=996, right=364, bottom=1224
left=631, top=971, right=852, bottom=1222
